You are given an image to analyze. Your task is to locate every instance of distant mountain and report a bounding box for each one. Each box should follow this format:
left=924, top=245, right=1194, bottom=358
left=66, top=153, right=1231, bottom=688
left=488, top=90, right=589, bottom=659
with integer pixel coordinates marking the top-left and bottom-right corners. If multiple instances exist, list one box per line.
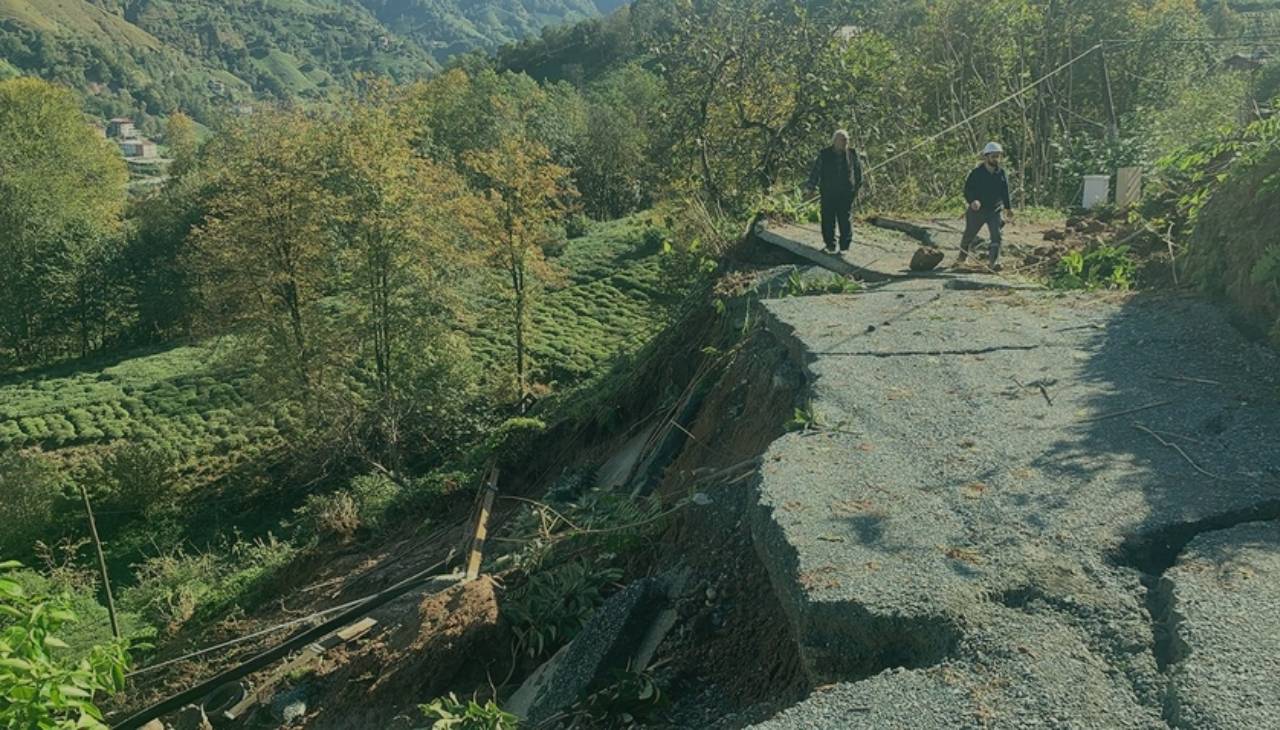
left=0, top=0, right=626, bottom=129
left=356, top=0, right=628, bottom=59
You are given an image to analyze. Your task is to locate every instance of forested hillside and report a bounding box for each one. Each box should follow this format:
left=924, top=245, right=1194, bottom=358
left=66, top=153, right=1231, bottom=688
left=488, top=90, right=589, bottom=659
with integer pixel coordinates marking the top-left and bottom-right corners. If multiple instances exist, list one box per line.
left=0, top=0, right=623, bottom=129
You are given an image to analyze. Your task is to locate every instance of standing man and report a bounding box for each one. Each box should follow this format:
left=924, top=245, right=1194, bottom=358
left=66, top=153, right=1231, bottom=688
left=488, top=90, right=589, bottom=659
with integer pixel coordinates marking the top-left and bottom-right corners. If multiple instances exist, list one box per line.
left=959, top=142, right=1014, bottom=270
left=806, top=130, right=863, bottom=255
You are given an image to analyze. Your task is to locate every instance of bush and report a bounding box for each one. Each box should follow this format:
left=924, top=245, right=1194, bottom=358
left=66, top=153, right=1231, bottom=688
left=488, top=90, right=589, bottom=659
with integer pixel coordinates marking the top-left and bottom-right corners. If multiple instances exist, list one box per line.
left=504, top=559, right=623, bottom=659
left=295, top=491, right=361, bottom=544
left=0, top=452, right=70, bottom=558
left=564, top=213, right=592, bottom=240
left=0, top=560, right=129, bottom=730
left=293, top=473, right=405, bottom=543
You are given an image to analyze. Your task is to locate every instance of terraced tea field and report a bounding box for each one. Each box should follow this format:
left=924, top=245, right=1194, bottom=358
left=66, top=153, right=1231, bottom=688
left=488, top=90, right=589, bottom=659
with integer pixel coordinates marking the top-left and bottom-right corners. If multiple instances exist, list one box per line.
left=0, top=345, right=288, bottom=481
left=467, top=215, right=675, bottom=384
left=1, top=215, right=673, bottom=480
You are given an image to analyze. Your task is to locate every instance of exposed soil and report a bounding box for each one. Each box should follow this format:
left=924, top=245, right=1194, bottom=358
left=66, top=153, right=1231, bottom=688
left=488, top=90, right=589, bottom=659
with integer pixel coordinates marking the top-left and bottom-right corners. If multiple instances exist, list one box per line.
left=297, top=578, right=504, bottom=729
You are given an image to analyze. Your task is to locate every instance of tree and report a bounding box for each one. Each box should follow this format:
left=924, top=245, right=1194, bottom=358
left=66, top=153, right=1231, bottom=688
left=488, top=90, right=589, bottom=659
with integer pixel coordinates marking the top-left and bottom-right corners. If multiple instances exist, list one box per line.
left=465, top=137, right=577, bottom=399
left=324, top=95, right=483, bottom=468
left=163, top=110, right=199, bottom=176
left=0, top=78, right=127, bottom=365
left=187, top=111, right=336, bottom=391
left=574, top=64, right=665, bottom=218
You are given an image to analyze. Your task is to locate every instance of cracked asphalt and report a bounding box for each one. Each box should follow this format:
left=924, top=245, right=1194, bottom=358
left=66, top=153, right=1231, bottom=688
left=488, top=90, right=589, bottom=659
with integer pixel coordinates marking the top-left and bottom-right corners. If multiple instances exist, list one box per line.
left=744, top=222, right=1280, bottom=729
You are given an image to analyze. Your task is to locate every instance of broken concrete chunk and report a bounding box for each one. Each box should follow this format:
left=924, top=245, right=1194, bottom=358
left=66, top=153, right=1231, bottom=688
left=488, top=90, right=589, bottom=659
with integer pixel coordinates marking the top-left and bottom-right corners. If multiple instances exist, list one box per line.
left=511, top=577, right=668, bottom=725
left=1165, top=522, right=1280, bottom=730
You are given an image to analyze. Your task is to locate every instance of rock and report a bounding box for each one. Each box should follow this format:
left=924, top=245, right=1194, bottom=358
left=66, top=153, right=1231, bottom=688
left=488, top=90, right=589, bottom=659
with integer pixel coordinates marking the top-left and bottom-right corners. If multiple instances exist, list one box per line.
left=271, top=684, right=309, bottom=725
left=170, top=705, right=212, bottom=730
left=140, top=721, right=165, bottom=730
left=909, top=246, right=944, bottom=272
left=1042, top=228, right=1067, bottom=241
left=1082, top=219, right=1107, bottom=235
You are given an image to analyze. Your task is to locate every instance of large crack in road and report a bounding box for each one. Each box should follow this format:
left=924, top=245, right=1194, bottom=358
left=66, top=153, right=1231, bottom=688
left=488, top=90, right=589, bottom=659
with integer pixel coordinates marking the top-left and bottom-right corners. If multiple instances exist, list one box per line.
left=740, top=223, right=1280, bottom=729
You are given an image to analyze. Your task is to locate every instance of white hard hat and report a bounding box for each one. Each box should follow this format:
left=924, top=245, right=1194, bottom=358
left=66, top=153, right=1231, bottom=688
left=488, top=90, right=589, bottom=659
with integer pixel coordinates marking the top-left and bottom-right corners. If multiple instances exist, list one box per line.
left=982, top=142, right=1004, bottom=156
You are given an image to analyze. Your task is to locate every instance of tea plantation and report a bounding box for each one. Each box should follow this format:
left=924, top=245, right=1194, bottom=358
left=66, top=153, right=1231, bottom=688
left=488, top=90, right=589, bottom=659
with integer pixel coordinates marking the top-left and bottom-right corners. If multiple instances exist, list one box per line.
left=0, top=345, right=288, bottom=482
left=0, top=215, right=672, bottom=476
left=468, top=215, right=675, bottom=384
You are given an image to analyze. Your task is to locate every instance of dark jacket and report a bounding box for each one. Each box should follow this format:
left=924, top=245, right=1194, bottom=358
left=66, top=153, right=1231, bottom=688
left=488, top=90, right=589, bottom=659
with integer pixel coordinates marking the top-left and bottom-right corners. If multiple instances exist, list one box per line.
left=964, top=164, right=1012, bottom=212
left=808, top=146, right=863, bottom=199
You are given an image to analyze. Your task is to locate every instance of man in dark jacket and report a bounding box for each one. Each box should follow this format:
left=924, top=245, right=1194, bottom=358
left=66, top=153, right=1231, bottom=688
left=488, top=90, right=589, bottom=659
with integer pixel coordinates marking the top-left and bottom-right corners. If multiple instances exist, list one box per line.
left=959, top=142, right=1014, bottom=269
left=806, top=130, right=863, bottom=254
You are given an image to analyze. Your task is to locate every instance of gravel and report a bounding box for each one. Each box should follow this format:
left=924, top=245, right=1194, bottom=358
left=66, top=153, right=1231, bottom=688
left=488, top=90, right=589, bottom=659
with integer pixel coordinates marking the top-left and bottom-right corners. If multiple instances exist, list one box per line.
left=1165, top=522, right=1280, bottom=729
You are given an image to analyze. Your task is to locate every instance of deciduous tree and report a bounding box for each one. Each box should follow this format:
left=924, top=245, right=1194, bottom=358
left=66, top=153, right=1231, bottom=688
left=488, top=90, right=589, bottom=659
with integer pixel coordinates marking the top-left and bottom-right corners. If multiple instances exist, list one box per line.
left=465, top=137, right=577, bottom=400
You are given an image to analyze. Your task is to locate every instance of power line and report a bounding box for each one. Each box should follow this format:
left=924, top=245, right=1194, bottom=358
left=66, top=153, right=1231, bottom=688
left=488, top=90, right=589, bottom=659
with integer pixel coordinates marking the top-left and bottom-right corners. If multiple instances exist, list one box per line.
left=869, top=43, right=1105, bottom=173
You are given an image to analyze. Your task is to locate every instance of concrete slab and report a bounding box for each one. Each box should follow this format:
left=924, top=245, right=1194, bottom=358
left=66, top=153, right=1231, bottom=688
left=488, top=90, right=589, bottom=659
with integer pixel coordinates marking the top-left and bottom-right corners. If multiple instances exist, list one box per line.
left=745, top=258, right=1280, bottom=726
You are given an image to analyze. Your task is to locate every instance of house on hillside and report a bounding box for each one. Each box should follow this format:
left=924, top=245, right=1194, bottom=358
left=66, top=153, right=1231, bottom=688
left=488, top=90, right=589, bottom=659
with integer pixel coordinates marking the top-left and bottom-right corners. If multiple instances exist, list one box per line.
left=107, top=117, right=136, bottom=139
left=120, top=138, right=158, bottom=159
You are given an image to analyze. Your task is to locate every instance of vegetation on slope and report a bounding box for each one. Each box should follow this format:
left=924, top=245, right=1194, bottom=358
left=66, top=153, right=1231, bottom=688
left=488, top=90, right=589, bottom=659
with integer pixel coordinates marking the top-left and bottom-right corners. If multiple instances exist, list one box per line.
left=0, top=0, right=626, bottom=128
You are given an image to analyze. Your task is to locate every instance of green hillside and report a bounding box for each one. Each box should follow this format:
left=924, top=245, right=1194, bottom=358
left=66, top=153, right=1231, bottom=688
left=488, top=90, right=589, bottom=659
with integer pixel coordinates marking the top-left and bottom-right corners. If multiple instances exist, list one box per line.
left=0, top=0, right=625, bottom=127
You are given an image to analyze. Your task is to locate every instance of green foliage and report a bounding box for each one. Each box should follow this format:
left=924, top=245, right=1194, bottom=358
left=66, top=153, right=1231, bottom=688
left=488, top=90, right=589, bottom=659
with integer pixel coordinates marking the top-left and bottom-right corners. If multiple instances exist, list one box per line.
left=0, top=453, right=68, bottom=558
left=1050, top=245, right=1136, bottom=291
left=293, top=473, right=403, bottom=544
left=0, top=344, right=284, bottom=490
left=504, top=559, right=622, bottom=659
left=120, top=535, right=296, bottom=634
left=499, top=486, right=664, bottom=659
left=0, top=561, right=128, bottom=730
left=417, top=694, right=518, bottom=729
left=776, top=271, right=861, bottom=298
left=1181, top=145, right=1280, bottom=345
left=0, top=77, right=127, bottom=366
left=572, top=669, right=666, bottom=727
left=785, top=402, right=821, bottom=433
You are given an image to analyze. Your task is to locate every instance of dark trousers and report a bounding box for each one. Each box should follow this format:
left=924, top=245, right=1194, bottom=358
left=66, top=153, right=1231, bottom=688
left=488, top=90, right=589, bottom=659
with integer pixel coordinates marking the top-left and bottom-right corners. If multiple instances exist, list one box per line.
left=960, top=208, right=1004, bottom=263
left=820, top=193, right=854, bottom=250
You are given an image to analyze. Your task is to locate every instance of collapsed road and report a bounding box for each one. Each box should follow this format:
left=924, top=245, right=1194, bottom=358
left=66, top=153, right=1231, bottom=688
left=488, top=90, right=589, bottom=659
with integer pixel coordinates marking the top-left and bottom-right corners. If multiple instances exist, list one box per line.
left=743, top=221, right=1280, bottom=729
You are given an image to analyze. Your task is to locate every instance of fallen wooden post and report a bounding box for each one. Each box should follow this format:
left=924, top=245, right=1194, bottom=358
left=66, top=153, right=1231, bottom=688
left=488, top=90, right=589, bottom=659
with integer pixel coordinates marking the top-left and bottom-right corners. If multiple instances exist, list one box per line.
left=466, top=467, right=499, bottom=581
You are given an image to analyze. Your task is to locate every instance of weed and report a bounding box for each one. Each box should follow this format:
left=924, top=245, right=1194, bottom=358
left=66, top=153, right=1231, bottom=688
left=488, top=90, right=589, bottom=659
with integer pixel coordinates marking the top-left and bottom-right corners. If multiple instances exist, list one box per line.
left=417, top=694, right=518, bottom=729
left=786, top=402, right=821, bottom=432
left=1050, top=244, right=1136, bottom=291
left=571, top=668, right=666, bottom=727
left=777, top=270, right=861, bottom=298
left=504, top=559, right=623, bottom=659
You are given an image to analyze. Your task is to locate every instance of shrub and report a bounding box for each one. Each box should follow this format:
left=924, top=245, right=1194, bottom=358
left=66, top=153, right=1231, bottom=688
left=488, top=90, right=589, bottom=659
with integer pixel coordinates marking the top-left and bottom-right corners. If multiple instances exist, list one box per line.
left=294, top=491, right=361, bottom=544
left=0, top=560, right=129, bottom=730
left=564, top=213, right=592, bottom=240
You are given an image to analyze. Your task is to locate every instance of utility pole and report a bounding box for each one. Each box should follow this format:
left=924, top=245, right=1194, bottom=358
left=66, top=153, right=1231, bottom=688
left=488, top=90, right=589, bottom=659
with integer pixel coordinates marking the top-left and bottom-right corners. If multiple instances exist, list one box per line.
left=78, top=484, right=120, bottom=640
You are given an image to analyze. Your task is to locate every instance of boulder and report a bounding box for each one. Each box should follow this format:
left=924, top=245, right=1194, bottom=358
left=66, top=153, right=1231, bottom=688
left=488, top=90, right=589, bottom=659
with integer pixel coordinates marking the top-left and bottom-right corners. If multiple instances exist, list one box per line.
left=909, top=247, right=944, bottom=272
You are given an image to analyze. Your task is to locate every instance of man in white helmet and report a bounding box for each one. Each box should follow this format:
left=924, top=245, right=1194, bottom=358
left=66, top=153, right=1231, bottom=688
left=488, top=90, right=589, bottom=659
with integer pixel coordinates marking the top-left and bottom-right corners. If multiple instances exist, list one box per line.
left=959, top=142, right=1014, bottom=270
